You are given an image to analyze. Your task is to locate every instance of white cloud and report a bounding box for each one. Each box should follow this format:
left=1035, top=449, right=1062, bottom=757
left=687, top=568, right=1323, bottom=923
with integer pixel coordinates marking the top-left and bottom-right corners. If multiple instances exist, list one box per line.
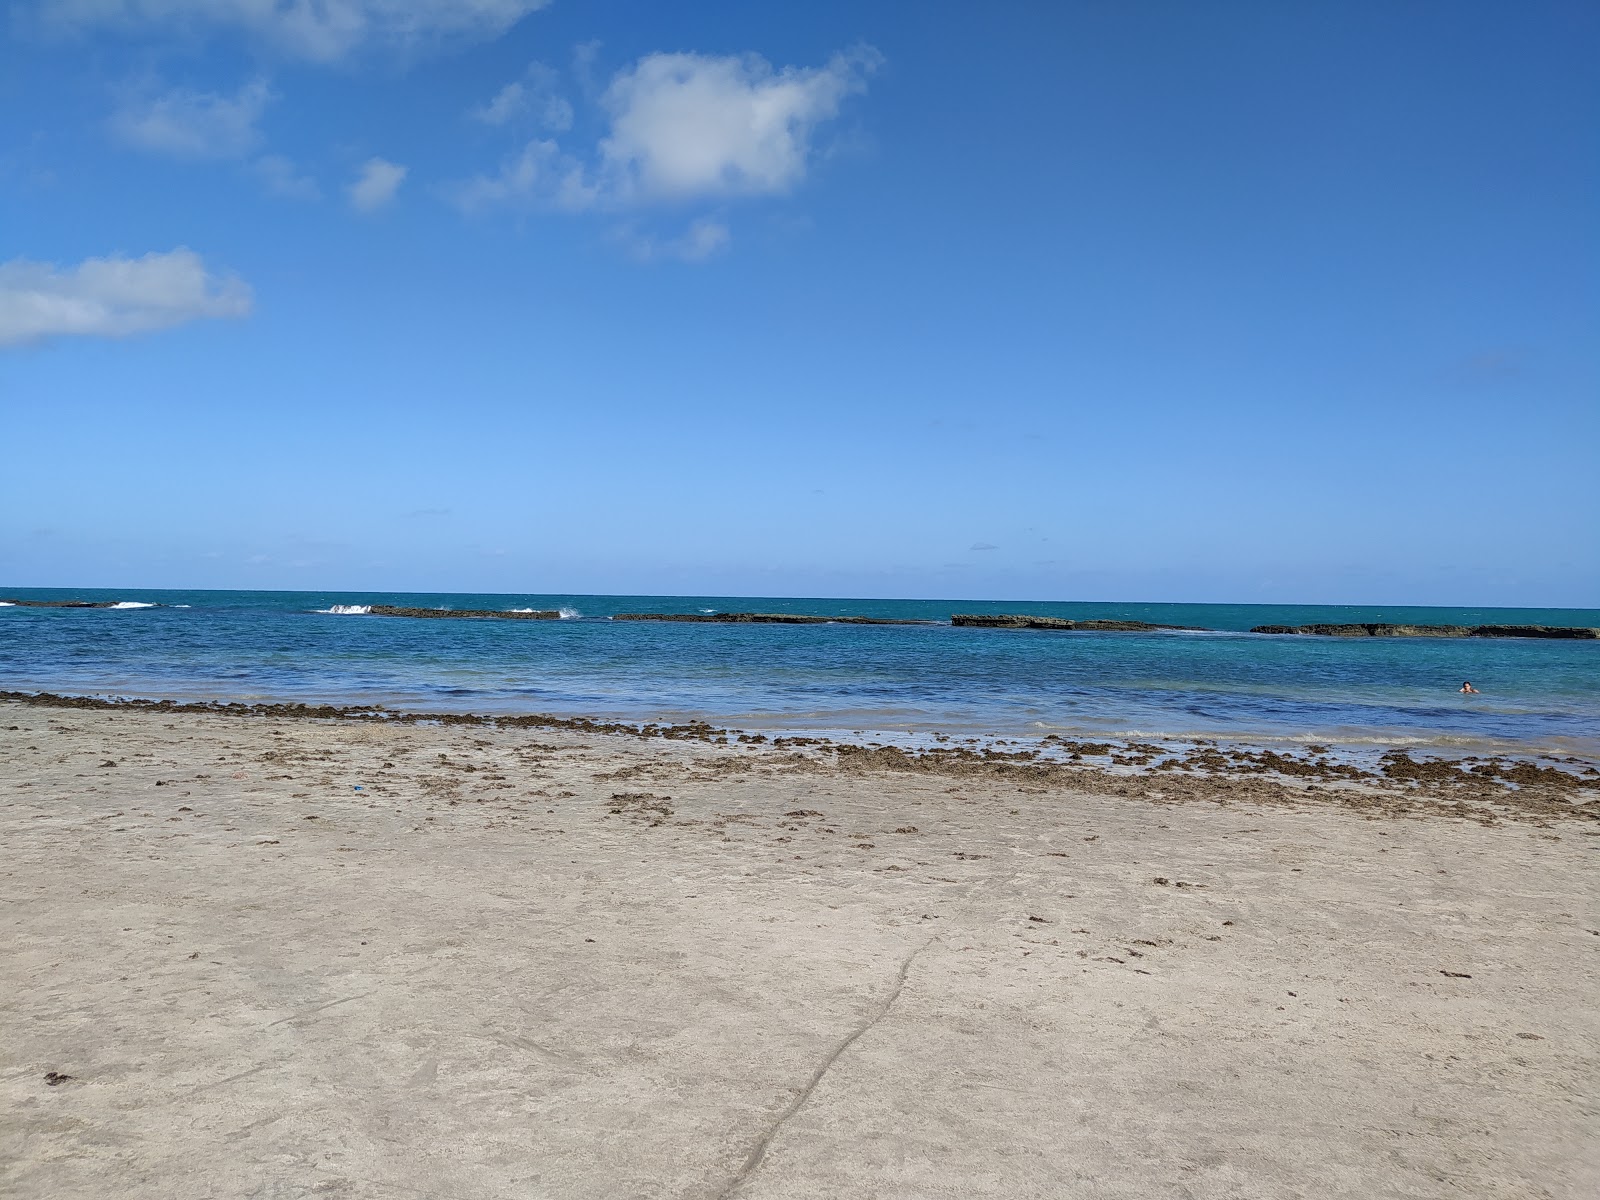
left=0, top=248, right=252, bottom=347
left=614, top=218, right=730, bottom=264
left=251, top=153, right=319, bottom=199
left=111, top=78, right=272, bottom=159
left=347, top=157, right=406, bottom=211
left=675, top=219, right=730, bottom=261
left=598, top=47, right=880, bottom=202
left=474, top=81, right=527, bottom=125
left=40, top=0, right=553, bottom=62
left=450, top=45, right=881, bottom=221
left=449, top=139, right=592, bottom=215
left=471, top=63, right=572, bottom=130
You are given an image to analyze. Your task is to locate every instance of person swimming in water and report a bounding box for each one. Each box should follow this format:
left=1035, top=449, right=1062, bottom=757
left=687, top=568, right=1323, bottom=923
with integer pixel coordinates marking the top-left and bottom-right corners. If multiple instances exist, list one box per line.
left=1460, top=681, right=1479, bottom=693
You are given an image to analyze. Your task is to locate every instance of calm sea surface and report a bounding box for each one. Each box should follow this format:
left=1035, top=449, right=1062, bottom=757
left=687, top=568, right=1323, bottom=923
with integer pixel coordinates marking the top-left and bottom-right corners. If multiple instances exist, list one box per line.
left=2, top=589, right=1597, bottom=757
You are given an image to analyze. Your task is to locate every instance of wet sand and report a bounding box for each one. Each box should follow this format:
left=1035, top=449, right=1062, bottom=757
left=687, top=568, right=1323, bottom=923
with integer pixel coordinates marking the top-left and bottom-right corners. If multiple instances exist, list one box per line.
left=3, top=698, right=1596, bottom=1199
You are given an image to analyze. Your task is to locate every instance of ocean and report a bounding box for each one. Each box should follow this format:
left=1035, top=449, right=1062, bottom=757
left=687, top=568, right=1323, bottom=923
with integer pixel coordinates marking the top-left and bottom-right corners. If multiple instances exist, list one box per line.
left=2, top=588, right=1597, bottom=759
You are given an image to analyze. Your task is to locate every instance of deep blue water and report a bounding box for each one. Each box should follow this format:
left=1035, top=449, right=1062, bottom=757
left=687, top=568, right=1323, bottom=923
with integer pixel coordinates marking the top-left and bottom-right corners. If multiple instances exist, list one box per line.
left=1, top=588, right=1597, bottom=756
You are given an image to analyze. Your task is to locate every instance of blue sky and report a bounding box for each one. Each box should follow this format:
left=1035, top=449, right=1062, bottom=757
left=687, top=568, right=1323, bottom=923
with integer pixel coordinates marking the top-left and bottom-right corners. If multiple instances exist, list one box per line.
left=2, top=1, right=1596, bottom=605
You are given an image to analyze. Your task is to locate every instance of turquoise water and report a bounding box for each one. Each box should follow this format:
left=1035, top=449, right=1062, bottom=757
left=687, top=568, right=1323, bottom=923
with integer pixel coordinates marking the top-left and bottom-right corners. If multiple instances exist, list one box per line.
left=1, top=588, right=1596, bottom=756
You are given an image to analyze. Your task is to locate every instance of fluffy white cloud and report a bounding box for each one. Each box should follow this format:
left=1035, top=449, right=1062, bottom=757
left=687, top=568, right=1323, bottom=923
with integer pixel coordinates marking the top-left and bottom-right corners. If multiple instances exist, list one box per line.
left=452, top=46, right=880, bottom=219
left=598, top=47, right=880, bottom=202
left=346, top=157, right=407, bottom=211
left=111, top=78, right=272, bottom=159
left=39, top=0, right=551, bottom=62
left=0, top=248, right=252, bottom=347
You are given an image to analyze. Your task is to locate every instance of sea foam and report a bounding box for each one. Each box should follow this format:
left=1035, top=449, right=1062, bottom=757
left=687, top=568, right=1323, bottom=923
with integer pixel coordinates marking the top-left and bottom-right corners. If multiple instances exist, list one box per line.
left=110, top=601, right=158, bottom=609
left=559, top=607, right=581, bottom=619
left=319, top=605, right=372, bottom=615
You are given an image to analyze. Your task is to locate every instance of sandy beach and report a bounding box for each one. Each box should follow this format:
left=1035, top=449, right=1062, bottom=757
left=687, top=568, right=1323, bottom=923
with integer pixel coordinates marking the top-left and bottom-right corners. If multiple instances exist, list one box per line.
left=2, top=697, right=1596, bottom=1199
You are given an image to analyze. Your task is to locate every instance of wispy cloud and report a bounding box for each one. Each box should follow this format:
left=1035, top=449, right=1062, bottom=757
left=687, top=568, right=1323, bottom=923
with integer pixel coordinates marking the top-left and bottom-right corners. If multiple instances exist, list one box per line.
left=970, top=542, right=998, bottom=551
left=42, top=0, right=554, bottom=63
left=111, top=78, right=273, bottom=159
left=347, top=157, right=407, bottom=212
left=448, top=138, right=593, bottom=215
left=613, top=218, right=730, bottom=263
left=0, top=248, right=251, bottom=347
left=251, top=153, right=319, bottom=199
left=471, top=63, right=572, bottom=131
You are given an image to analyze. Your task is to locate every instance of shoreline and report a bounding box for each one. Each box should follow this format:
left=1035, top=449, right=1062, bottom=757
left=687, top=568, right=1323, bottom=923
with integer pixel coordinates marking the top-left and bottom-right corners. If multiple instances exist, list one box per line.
left=4, top=682, right=1594, bottom=765
left=3, top=697, right=1596, bottom=1197
left=6, top=689, right=1596, bottom=825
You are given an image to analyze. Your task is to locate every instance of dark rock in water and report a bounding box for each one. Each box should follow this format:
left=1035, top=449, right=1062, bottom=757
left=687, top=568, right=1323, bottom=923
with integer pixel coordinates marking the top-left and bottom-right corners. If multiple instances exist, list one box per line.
left=1076, top=619, right=1210, bottom=632
left=951, top=614, right=1208, bottom=632
left=952, top=614, right=1077, bottom=630
left=369, top=606, right=560, bottom=620
left=612, top=612, right=933, bottom=626
left=0, top=598, right=119, bottom=608
left=1248, top=622, right=1596, bottom=640
left=1470, top=624, right=1599, bottom=640
left=1290, top=623, right=1474, bottom=638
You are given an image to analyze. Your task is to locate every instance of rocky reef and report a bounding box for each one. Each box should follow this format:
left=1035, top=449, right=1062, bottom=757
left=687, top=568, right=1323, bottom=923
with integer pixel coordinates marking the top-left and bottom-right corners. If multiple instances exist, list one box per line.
left=369, top=606, right=559, bottom=620
left=951, top=614, right=1208, bottom=632
left=1251, top=623, right=1598, bottom=639
left=612, top=612, right=934, bottom=625
left=1470, top=624, right=1599, bottom=639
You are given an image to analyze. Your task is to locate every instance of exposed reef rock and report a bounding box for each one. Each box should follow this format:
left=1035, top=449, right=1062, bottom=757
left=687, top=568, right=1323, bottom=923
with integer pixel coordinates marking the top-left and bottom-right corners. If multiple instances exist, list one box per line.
left=0, top=599, right=119, bottom=608
left=951, top=614, right=1208, bottom=632
left=1470, top=624, right=1599, bottom=640
left=953, top=614, right=1077, bottom=630
left=1259, top=623, right=1473, bottom=638
left=612, top=612, right=934, bottom=625
left=369, top=606, right=560, bottom=620
left=1251, top=623, right=1598, bottom=640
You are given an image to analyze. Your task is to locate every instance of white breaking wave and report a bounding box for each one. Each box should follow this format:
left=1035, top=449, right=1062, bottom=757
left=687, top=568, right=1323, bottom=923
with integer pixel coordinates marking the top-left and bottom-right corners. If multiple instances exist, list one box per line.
left=318, top=604, right=372, bottom=615
left=509, top=607, right=538, bottom=613
left=110, top=601, right=157, bottom=609
left=559, top=607, right=581, bottom=619
left=0, top=601, right=13, bottom=607
left=699, top=608, right=716, bottom=614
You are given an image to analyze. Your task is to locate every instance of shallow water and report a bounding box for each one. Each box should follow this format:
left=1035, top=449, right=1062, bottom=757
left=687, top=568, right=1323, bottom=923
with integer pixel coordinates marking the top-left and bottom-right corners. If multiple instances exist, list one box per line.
left=2, top=589, right=1596, bottom=756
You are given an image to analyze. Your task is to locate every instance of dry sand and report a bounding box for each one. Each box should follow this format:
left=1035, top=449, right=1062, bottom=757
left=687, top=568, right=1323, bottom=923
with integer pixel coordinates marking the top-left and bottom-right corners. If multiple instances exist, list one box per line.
left=2, top=699, right=1596, bottom=1199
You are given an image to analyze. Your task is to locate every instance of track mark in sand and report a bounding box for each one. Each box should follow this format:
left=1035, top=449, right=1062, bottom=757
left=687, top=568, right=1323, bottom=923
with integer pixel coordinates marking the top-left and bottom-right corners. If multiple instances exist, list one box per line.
left=265, top=988, right=378, bottom=1027
left=223, top=1109, right=289, bottom=1141
left=718, top=937, right=935, bottom=1198
left=190, top=1062, right=271, bottom=1096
